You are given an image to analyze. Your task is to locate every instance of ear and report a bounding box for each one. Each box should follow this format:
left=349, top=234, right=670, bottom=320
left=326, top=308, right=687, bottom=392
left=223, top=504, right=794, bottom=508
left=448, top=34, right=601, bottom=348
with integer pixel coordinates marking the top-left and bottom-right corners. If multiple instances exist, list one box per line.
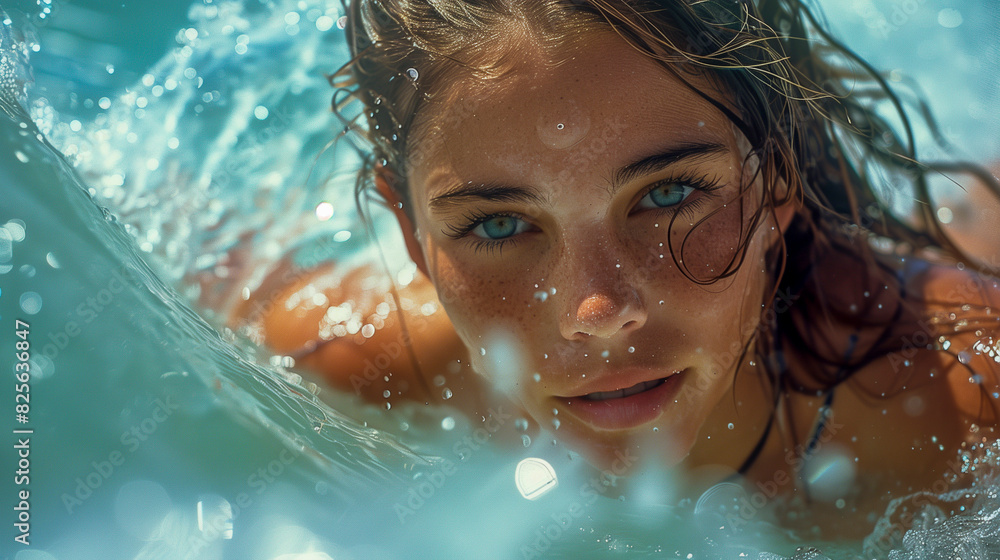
left=771, top=177, right=800, bottom=234
left=375, top=165, right=431, bottom=279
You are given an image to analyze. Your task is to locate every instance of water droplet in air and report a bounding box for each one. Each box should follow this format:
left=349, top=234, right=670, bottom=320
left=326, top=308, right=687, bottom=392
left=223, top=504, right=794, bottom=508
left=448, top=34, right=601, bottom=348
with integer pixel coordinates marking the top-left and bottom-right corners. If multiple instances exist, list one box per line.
left=19, top=292, right=41, bottom=314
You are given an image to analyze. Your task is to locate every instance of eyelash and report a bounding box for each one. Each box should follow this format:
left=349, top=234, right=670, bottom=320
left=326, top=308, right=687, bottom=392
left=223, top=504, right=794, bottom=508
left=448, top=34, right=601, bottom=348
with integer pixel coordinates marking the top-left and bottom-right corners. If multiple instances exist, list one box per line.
left=442, top=174, right=725, bottom=254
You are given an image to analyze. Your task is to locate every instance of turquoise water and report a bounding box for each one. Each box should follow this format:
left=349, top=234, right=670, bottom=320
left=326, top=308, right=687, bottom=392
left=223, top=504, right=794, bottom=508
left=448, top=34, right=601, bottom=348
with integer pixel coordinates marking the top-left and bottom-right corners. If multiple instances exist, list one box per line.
left=2, top=0, right=1000, bottom=558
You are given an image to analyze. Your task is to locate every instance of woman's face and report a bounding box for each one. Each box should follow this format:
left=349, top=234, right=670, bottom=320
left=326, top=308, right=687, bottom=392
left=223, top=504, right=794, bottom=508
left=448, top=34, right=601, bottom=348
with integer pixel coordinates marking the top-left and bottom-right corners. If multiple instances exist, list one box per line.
left=393, top=31, right=791, bottom=467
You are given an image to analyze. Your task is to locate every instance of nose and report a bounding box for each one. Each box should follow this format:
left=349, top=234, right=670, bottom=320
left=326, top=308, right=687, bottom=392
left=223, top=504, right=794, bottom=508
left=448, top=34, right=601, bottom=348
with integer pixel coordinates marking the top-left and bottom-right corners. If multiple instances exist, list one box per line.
left=560, top=285, right=647, bottom=340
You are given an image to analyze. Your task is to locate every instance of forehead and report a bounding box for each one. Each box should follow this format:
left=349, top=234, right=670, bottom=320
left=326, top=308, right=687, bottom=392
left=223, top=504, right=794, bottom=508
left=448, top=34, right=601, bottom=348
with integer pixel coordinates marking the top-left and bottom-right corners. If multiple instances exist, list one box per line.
left=406, top=31, right=736, bottom=198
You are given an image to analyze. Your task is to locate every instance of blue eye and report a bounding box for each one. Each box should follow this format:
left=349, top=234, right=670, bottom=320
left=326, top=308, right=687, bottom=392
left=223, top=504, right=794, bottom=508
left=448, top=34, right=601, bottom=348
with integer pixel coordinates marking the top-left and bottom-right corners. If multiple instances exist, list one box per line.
left=471, top=215, right=530, bottom=240
left=636, top=181, right=695, bottom=210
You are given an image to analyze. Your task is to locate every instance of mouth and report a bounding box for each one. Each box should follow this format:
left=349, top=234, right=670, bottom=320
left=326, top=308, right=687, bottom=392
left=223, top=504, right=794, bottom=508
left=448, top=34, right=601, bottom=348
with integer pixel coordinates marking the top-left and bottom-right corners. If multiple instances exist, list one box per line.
left=557, top=370, right=686, bottom=431
left=582, top=378, right=667, bottom=401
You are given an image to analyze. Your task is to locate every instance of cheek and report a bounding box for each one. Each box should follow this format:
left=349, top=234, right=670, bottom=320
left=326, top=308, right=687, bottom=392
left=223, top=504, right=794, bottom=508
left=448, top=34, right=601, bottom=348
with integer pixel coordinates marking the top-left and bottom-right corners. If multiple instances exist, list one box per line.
left=672, top=202, right=748, bottom=282
left=424, top=241, right=538, bottom=352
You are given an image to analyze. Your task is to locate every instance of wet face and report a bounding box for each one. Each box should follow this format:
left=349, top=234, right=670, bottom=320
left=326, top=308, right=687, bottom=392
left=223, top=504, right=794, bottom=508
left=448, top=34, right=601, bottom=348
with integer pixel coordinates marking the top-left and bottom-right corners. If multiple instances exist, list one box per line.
left=393, top=31, right=790, bottom=467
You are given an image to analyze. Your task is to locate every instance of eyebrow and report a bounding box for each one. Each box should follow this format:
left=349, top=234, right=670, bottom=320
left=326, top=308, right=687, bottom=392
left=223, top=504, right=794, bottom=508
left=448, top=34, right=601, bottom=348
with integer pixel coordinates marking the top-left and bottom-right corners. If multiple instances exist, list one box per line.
left=428, top=140, right=729, bottom=212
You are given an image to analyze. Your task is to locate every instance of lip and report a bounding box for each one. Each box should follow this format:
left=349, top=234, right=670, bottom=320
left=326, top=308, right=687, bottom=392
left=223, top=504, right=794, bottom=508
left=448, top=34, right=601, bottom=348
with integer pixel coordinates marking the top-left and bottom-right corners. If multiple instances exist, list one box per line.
left=555, top=369, right=686, bottom=431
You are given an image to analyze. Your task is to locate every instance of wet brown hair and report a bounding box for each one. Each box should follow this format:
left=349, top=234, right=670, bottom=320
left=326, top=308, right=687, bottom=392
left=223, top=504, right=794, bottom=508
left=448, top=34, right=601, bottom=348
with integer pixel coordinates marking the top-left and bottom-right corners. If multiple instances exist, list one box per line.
left=328, top=0, right=1000, bottom=453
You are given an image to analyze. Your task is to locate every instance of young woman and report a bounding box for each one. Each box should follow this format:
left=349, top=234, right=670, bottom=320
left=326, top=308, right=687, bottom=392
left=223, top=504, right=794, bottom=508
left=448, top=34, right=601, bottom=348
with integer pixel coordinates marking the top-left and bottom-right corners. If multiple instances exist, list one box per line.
left=241, top=0, right=1000, bottom=538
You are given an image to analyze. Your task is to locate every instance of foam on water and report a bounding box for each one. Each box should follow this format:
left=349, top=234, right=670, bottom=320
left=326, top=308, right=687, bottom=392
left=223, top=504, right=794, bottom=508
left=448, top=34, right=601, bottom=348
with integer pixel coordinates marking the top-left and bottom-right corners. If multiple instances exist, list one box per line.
left=3, top=0, right=1000, bottom=558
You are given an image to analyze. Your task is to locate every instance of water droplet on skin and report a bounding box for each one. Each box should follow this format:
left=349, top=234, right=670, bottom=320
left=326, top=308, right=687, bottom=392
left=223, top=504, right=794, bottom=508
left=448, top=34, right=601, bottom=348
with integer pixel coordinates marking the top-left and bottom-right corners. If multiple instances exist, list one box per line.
left=652, top=427, right=658, bottom=432
left=552, top=408, right=559, bottom=416
left=535, top=99, right=591, bottom=149
left=727, top=423, right=734, bottom=430
left=441, top=416, right=455, bottom=430
left=442, top=388, right=453, bottom=400
left=533, top=373, right=541, bottom=382
left=628, top=346, right=635, bottom=354
left=601, top=350, right=610, bottom=358
left=383, top=390, right=391, bottom=398
left=534, top=290, right=548, bottom=302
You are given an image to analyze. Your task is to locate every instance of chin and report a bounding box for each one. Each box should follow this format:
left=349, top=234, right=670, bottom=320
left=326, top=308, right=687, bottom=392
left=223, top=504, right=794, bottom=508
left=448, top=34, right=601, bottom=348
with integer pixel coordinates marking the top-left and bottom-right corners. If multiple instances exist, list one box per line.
left=557, top=419, right=696, bottom=475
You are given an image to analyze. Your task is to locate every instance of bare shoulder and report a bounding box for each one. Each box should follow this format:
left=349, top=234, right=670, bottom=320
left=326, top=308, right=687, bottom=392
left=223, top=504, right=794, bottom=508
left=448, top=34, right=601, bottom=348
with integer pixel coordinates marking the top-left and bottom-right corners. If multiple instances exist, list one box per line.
left=905, top=257, right=1000, bottom=422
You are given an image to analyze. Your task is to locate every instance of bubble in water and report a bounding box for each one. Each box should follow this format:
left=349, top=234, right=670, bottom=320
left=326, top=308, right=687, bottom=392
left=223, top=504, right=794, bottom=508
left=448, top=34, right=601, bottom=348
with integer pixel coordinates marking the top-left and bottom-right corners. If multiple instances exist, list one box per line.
left=433, top=374, right=446, bottom=387
left=522, top=435, right=532, bottom=447
left=336, top=15, right=348, bottom=29
left=0, top=228, right=11, bottom=263
left=315, top=15, right=334, bottom=31
left=552, top=419, right=560, bottom=430
left=383, top=390, right=391, bottom=398
left=514, top=457, right=558, bottom=500
left=18, top=264, right=34, bottom=277
left=480, top=347, right=486, bottom=356
left=315, top=201, right=334, bottom=221
left=515, top=418, right=529, bottom=431
left=727, top=423, right=734, bottom=430
left=441, top=416, right=455, bottom=430
left=533, top=290, right=548, bottom=302
left=628, top=346, right=635, bottom=354
left=801, top=444, right=856, bottom=502
left=938, top=8, right=963, bottom=28
left=19, top=291, right=41, bottom=314
left=4, top=220, right=25, bottom=242
left=14, top=150, right=27, bottom=162
left=361, top=324, right=375, bottom=338
left=406, top=67, right=419, bottom=81
left=958, top=351, right=971, bottom=364
left=441, top=388, right=453, bottom=400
